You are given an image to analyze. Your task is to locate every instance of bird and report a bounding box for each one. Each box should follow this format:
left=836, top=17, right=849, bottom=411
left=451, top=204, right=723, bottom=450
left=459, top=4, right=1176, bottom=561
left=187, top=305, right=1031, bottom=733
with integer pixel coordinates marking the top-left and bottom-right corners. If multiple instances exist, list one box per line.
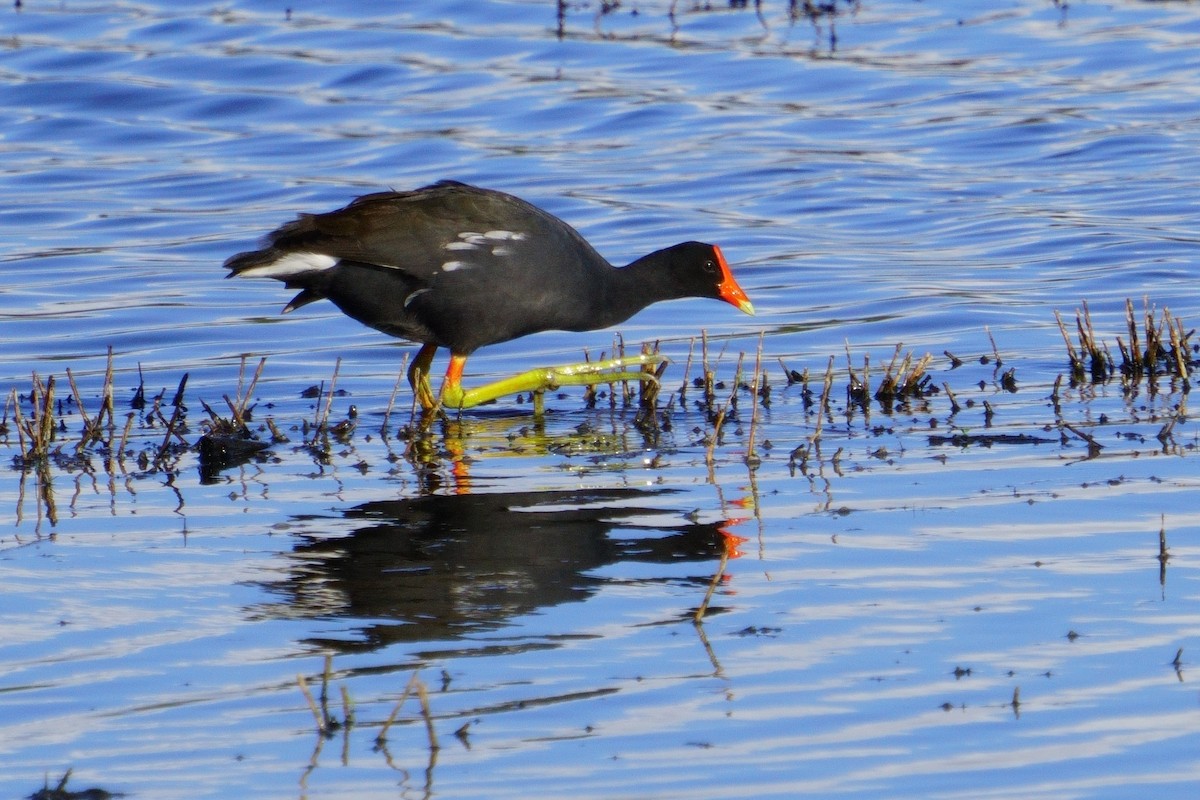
left=225, top=180, right=754, bottom=412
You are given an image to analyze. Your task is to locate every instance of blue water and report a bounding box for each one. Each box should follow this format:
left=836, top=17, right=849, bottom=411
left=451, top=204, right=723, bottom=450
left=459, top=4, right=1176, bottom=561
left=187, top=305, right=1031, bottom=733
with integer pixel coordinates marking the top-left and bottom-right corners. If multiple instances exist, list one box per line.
left=3, top=2, right=1200, bottom=798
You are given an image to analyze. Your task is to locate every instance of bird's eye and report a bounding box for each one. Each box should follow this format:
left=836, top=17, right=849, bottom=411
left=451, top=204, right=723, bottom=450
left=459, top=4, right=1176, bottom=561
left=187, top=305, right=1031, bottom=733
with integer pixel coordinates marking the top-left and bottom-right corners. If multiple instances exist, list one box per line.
left=703, top=259, right=717, bottom=273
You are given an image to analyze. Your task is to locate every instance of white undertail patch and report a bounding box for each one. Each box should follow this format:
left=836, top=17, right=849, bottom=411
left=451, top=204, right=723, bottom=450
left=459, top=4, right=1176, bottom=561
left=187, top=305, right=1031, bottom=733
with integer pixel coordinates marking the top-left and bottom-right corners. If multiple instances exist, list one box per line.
left=237, top=251, right=338, bottom=279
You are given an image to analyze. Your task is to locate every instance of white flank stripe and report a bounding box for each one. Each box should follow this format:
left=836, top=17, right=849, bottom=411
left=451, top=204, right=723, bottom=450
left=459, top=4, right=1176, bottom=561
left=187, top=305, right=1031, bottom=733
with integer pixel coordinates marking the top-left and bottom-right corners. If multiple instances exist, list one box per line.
left=239, top=251, right=338, bottom=278
left=441, top=260, right=469, bottom=271
left=403, top=288, right=431, bottom=307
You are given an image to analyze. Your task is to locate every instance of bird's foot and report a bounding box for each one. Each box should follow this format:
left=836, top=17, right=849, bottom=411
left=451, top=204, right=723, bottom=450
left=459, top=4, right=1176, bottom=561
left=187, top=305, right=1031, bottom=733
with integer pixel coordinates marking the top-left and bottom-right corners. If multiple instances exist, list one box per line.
left=412, top=374, right=440, bottom=413
left=440, top=352, right=665, bottom=412
left=407, top=343, right=441, bottom=413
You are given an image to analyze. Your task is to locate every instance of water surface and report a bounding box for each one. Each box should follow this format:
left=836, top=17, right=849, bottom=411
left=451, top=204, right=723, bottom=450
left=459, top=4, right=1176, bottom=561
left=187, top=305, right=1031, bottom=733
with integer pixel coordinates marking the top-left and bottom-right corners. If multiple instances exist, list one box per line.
left=3, top=2, right=1200, bottom=798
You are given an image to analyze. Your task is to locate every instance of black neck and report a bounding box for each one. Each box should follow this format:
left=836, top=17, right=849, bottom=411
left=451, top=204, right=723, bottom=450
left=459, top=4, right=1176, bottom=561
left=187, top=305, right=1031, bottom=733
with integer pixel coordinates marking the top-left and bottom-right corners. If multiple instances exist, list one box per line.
left=590, top=250, right=687, bottom=329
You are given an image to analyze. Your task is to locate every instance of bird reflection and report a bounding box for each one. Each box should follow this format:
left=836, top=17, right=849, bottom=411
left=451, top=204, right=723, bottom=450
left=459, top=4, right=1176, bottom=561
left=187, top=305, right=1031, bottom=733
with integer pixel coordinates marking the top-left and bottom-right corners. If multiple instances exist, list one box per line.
left=251, top=487, right=738, bottom=653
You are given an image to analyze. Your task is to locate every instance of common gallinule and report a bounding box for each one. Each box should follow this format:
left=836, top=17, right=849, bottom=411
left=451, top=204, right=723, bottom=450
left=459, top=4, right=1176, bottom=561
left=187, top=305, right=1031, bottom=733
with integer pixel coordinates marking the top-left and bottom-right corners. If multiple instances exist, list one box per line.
left=225, top=180, right=754, bottom=411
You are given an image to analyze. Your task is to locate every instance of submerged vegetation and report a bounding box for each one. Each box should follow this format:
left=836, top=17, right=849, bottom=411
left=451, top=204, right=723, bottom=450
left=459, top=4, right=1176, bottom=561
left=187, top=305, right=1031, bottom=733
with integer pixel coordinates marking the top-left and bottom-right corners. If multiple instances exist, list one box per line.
left=2, top=300, right=1195, bottom=531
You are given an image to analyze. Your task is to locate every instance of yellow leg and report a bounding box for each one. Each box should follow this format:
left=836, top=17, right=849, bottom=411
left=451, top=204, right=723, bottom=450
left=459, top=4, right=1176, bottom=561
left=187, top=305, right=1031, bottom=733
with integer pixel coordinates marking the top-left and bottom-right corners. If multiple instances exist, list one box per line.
left=439, top=352, right=665, bottom=411
left=407, top=343, right=439, bottom=411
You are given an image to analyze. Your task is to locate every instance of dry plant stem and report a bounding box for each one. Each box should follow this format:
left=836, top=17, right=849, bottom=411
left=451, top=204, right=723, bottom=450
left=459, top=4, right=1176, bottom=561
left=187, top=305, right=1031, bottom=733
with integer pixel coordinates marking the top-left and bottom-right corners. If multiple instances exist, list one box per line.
left=381, top=353, right=409, bottom=434
left=102, top=346, right=116, bottom=428
left=266, top=417, right=289, bottom=442
left=228, top=356, right=267, bottom=424
left=297, top=673, right=326, bottom=734
left=316, top=357, right=343, bottom=433
left=377, top=671, right=423, bottom=745
left=65, top=368, right=97, bottom=451
left=986, top=326, right=1003, bottom=366
left=1144, top=299, right=1161, bottom=373
left=1157, top=412, right=1181, bottom=444
left=730, top=351, right=746, bottom=412
left=705, top=399, right=730, bottom=466
left=612, top=333, right=629, bottom=407
left=37, top=375, right=56, bottom=454
left=812, top=355, right=835, bottom=442
left=903, top=353, right=933, bottom=394
left=10, top=388, right=29, bottom=458
left=156, top=401, right=187, bottom=462
left=745, top=334, right=764, bottom=464
left=18, top=373, right=58, bottom=459
left=680, top=336, right=696, bottom=402
left=241, top=356, right=267, bottom=417
left=1079, top=301, right=1109, bottom=378
left=221, top=394, right=247, bottom=430
left=415, top=678, right=439, bottom=752
left=884, top=342, right=904, bottom=385
left=1169, top=316, right=1189, bottom=379
left=340, top=685, right=354, bottom=729
left=114, top=412, right=135, bottom=471
left=1054, top=310, right=1081, bottom=370
left=1061, top=421, right=1103, bottom=452
left=1126, top=298, right=1141, bottom=374
left=943, top=381, right=962, bottom=414
left=701, top=329, right=716, bottom=410
left=694, top=545, right=731, bottom=623
left=843, top=341, right=866, bottom=403
left=1050, top=374, right=1063, bottom=417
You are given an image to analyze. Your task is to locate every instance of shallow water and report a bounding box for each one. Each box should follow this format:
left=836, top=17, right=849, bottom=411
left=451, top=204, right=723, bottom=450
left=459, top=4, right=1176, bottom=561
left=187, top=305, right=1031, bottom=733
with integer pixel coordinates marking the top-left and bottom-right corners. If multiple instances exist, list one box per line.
left=3, top=1, right=1200, bottom=798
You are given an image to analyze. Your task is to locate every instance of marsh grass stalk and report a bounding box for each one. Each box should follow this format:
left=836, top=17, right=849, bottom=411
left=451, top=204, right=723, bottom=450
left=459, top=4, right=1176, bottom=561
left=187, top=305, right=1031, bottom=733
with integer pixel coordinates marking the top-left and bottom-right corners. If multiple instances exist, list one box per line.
left=376, top=671, right=439, bottom=753
left=814, top=354, right=835, bottom=441
left=380, top=352, right=410, bottom=437
left=298, top=655, right=353, bottom=737
left=985, top=326, right=1003, bottom=367
left=1059, top=420, right=1103, bottom=457
left=1154, top=516, right=1172, bottom=599
left=701, top=329, right=716, bottom=411
left=308, top=357, right=342, bottom=439
left=297, top=672, right=326, bottom=735
left=836, top=342, right=937, bottom=413
left=704, top=395, right=731, bottom=468
left=694, top=543, right=732, bottom=623
left=744, top=333, right=764, bottom=467
left=11, top=374, right=57, bottom=461
left=211, top=356, right=265, bottom=433
left=634, top=341, right=667, bottom=433
left=1056, top=298, right=1193, bottom=387
left=943, top=381, right=962, bottom=414
left=155, top=375, right=190, bottom=465
left=1056, top=302, right=1110, bottom=382
left=844, top=342, right=869, bottom=411
left=679, top=336, right=696, bottom=406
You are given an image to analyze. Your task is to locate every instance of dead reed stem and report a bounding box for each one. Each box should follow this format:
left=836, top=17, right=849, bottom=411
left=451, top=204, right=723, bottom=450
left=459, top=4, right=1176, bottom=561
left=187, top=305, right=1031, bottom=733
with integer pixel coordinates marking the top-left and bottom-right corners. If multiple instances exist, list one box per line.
left=381, top=352, right=409, bottom=435
left=745, top=334, right=764, bottom=466
left=694, top=544, right=731, bottom=623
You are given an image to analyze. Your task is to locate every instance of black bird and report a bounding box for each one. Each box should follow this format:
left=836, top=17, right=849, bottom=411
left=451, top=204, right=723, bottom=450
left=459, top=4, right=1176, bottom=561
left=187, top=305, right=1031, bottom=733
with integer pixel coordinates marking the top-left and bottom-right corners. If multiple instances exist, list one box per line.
left=225, top=180, right=754, bottom=411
